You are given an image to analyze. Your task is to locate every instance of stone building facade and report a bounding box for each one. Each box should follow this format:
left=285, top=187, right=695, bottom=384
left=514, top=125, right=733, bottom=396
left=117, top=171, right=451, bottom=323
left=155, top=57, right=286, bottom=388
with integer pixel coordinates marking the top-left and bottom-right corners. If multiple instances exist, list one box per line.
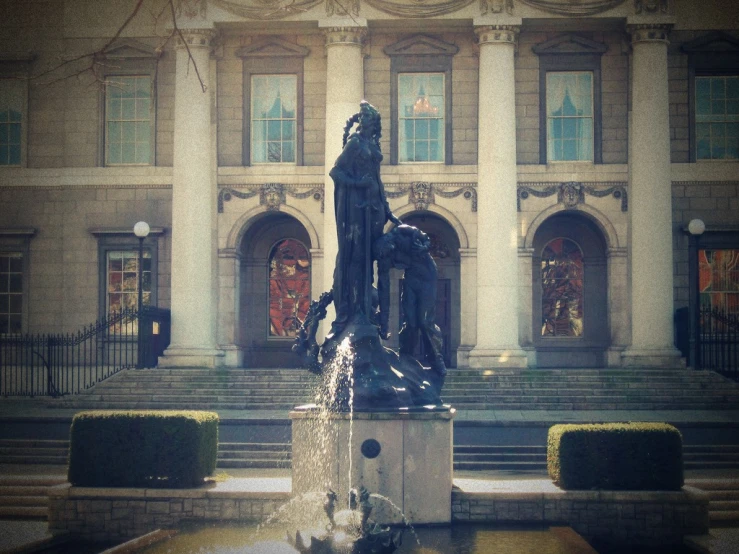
left=0, top=0, right=737, bottom=369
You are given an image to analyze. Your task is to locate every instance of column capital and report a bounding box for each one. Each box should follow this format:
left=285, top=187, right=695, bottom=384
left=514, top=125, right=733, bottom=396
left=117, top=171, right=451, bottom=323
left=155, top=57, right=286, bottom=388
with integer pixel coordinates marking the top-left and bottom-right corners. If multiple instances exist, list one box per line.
left=322, top=26, right=367, bottom=47
left=176, top=28, right=217, bottom=50
left=474, top=24, right=520, bottom=46
left=627, top=23, right=673, bottom=45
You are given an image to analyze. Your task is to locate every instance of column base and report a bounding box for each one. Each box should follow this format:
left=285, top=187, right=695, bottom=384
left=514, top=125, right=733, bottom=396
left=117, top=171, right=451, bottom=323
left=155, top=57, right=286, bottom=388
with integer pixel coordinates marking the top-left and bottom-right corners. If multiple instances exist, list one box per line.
left=467, top=348, right=529, bottom=368
left=218, top=345, right=244, bottom=368
left=621, top=348, right=685, bottom=368
left=158, top=346, right=225, bottom=369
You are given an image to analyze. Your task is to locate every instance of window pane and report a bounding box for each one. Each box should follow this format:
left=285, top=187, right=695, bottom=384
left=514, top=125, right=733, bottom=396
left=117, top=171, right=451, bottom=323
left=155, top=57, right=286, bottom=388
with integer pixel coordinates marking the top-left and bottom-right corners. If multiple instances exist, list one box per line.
left=546, top=71, right=594, bottom=162
left=398, top=73, right=445, bottom=162
left=106, top=75, right=152, bottom=165
left=251, top=75, right=297, bottom=164
left=0, top=253, right=22, bottom=333
left=0, top=79, right=24, bottom=166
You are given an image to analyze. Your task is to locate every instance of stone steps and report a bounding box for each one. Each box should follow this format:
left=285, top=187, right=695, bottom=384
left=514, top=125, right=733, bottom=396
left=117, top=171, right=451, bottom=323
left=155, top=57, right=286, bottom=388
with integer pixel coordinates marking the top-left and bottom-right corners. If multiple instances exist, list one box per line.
left=47, top=367, right=739, bottom=412
left=684, top=479, right=739, bottom=526
left=0, top=476, right=66, bottom=520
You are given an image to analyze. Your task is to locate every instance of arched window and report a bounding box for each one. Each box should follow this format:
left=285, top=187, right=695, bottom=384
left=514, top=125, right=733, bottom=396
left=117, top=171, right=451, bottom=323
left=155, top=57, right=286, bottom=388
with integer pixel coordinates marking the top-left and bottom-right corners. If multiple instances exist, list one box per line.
left=268, top=238, right=310, bottom=338
left=541, top=237, right=584, bottom=337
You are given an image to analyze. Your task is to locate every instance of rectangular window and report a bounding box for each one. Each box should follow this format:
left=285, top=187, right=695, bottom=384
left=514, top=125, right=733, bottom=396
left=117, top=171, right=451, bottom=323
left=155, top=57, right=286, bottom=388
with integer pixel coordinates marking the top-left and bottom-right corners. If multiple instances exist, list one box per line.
left=0, top=80, right=24, bottom=166
left=0, top=253, right=23, bottom=334
left=398, top=73, right=445, bottom=163
left=106, top=250, right=151, bottom=314
left=546, top=72, right=594, bottom=162
left=695, top=76, right=739, bottom=160
left=105, top=75, right=152, bottom=165
left=251, top=75, right=297, bottom=164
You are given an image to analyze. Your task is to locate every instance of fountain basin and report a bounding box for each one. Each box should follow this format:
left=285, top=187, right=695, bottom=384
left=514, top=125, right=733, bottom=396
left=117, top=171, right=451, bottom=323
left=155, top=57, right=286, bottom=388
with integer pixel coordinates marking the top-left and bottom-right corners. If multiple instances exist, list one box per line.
left=290, top=407, right=455, bottom=525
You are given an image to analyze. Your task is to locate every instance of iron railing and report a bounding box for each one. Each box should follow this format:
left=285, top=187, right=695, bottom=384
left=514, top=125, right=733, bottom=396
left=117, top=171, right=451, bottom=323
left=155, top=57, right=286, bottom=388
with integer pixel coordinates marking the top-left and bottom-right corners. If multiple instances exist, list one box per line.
left=698, top=306, right=739, bottom=381
left=0, top=307, right=170, bottom=397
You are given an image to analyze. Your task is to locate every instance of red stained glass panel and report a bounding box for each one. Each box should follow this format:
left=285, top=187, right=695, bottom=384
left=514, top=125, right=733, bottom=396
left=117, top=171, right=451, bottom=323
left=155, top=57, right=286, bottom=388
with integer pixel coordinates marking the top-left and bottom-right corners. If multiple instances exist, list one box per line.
left=541, top=238, right=584, bottom=337
left=269, top=239, right=311, bottom=338
left=699, top=249, right=739, bottom=316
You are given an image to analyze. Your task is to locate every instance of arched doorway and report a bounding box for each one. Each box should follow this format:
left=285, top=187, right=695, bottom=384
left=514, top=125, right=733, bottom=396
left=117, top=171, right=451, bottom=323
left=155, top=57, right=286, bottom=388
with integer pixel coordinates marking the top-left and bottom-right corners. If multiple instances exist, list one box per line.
left=532, top=213, right=608, bottom=367
left=239, top=213, right=312, bottom=368
left=388, top=213, right=461, bottom=368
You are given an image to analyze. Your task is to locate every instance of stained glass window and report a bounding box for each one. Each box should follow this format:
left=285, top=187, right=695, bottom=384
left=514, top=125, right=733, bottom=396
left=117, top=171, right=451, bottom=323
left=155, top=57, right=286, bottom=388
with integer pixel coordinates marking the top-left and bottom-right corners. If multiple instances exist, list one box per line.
left=541, top=238, right=584, bottom=337
left=106, top=75, right=152, bottom=165
left=0, top=80, right=23, bottom=166
left=546, top=72, right=594, bottom=162
left=107, top=250, right=151, bottom=314
left=269, top=239, right=310, bottom=337
left=0, top=253, right=22, bottom=334
left=699, top=249, right=739, bottom=315
left=696, top=76, right=739, bottom=160
left=251, top=75, right=297, bottom=164
left=398, top=73, right=445, bottom=162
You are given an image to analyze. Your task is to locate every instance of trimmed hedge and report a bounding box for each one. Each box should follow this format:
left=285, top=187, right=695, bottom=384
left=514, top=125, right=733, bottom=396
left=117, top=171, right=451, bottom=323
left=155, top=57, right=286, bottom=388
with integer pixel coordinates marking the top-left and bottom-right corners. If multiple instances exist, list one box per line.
left=68, top=410, right=218, bottom=488
left=548, top=422, right=683, bottom=491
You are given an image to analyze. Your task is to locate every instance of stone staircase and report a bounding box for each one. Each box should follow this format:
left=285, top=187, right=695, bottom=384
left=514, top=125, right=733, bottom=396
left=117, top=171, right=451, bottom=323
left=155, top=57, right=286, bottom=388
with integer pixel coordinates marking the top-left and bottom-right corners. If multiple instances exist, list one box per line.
left=0, top=475, right=66, bottom=519
left=686, top=479, right=739, bottom=526
left=47, top=367, right=739, bottom=411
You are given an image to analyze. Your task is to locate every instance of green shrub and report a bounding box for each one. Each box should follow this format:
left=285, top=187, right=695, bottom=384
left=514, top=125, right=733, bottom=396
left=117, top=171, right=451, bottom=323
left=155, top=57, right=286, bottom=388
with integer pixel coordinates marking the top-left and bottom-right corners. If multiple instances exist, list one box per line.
left=547, top=422, right=683, bottom=491
left=68, top=410, right=218, bottom=488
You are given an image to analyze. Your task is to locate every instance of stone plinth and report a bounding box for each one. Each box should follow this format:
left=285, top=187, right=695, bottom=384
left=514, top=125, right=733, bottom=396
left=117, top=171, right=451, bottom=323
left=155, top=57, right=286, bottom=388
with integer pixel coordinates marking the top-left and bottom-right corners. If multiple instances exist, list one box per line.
left=290, top=408, right=454, bottom=525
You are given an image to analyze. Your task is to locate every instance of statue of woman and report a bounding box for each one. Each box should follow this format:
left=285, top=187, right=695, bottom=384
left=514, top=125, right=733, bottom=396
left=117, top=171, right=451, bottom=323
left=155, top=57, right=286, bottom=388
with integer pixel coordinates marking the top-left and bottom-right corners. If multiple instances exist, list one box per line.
left=326, top=101, right=401, bottom=342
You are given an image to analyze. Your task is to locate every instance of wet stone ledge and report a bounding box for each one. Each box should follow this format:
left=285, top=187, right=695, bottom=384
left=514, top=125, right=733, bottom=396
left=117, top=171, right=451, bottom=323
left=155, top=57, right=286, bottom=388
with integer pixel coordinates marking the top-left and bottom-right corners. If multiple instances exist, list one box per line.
left=451, top=486, right=709, bottom=548
left=48, top=484, right=290, bottom=541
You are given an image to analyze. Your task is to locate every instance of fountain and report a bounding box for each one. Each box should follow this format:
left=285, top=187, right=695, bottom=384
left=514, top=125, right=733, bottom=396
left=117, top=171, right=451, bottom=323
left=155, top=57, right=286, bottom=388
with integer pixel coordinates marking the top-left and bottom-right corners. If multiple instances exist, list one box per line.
left=289, top=100, right=455, bottom=532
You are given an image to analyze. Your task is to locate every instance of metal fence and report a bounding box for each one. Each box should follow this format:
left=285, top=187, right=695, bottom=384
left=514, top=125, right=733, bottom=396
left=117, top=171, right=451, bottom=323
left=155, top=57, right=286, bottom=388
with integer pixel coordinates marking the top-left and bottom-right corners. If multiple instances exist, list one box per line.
left=698, top=306, right=739, bottom=381
left=0, top=307, right=170, bottom=397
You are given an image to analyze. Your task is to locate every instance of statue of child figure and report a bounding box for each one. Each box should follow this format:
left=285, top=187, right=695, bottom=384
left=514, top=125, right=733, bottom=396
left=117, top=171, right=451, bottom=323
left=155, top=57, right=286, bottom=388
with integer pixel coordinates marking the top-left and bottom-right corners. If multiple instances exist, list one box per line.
left=374, top=225, right=447, bottom=377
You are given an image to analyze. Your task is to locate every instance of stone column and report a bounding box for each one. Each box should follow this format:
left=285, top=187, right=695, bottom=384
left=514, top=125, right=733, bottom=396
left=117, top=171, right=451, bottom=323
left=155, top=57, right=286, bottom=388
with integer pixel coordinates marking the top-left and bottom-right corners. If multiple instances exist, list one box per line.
left=320, top=24, right=366, bottom=332
left=160, top=29, right=222, bottom=368
left=468, top=24, right=527, bottom=368
left=622, top=22, right=682, bottom=367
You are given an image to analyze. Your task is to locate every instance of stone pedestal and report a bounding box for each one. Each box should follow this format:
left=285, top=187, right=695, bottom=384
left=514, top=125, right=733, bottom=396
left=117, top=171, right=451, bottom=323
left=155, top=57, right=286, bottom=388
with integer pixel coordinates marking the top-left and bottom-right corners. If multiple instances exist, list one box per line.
left=290, top=409, right=454, bottom=525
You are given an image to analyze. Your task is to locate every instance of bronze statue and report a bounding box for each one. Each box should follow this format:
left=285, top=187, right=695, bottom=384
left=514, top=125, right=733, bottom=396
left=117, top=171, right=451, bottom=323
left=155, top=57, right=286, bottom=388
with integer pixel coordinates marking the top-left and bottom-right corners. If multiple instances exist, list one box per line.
left=293, top=101, right=446, bottom=410
left=326, top=101, right=401, bottom=347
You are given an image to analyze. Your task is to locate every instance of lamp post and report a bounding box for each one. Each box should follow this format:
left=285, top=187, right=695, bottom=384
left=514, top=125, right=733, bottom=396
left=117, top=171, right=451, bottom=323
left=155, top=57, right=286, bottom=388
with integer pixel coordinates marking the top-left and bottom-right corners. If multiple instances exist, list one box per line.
left=688, top=218, right=705, bottom=370
left=133, top=221, right=150, bottom=368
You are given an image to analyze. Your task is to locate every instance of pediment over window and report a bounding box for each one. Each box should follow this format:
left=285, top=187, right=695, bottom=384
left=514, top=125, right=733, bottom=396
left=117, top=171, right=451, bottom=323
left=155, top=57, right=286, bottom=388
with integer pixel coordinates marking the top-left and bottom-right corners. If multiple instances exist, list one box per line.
left=383, top=35, right=459, bottom=57
left=104, top=38, right=161, bottom=59
left=236, top=38, right=310, bottom=58
left=681, top=32, right=739, bottom=53
left=532, top=34, right=608, bottom=56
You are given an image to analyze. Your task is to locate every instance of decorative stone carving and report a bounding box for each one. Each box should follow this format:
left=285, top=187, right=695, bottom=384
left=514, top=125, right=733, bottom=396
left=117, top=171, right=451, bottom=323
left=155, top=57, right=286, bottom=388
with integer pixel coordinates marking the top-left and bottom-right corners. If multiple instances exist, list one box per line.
left=217, top=184, right=324, bottom=213
left=326, top=0, right=361, bottom=17
left=210, top=0, right=322, bottom=20
left=635, top=0, right=668, bottom=14
left=517, top=0, right=627, bottom=16
left=475, top=25, right=520, bottom=46
left=517, top=182, right=628, bottom=211
left=364, top=0, right=475, bottom=18
left=559, top=182, right=583, bottom=209
left=176, top=28, right=217, bottom=49
left=479, top=0, right=513, bottom=15
left=628, top=23, right=672, bottom=44
left=385, top=182, right=477, bottom=212
left=410, top=182, right=433, bottom=211
left=176, top=0, right=207, bottom=19
left=324, top=26, right=367, bottom=46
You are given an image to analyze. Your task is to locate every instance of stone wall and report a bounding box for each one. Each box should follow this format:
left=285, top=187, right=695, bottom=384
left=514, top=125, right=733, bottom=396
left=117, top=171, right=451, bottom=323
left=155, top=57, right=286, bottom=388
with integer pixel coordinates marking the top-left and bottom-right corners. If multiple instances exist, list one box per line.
left=48, top=484, right=289, bottom=541
left=452, top=486, right=709, bottom=548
